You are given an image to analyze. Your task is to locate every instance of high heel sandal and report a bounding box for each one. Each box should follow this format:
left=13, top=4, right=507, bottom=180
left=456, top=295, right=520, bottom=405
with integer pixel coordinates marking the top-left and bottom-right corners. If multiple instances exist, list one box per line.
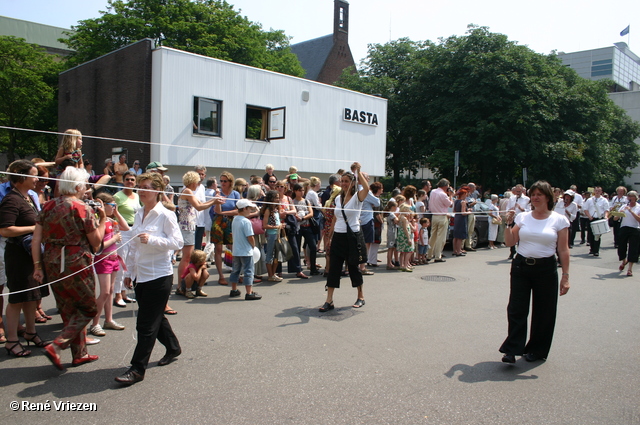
left=35, top=313, right=47, bottom=323
left=24, top=332, right=51, bottom=347
left=5, top=340, right=31, bottom=357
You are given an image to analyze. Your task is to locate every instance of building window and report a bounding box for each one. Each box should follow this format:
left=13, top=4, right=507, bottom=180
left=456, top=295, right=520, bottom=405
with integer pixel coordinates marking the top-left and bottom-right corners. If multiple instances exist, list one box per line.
left=591, top=59, right=613, bottom=78
left=193, top=97, right=222, bottom=136
left=245, top=105, right=286, bottom=141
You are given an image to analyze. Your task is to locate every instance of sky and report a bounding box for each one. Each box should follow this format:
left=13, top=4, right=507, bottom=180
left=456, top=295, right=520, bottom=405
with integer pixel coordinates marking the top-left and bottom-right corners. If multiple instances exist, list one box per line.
left=0, top=0, right=637, bottom=64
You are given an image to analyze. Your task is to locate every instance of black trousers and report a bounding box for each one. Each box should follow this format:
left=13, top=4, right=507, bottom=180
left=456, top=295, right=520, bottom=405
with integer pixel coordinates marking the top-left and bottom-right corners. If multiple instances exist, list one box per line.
left=326, top=232, right=363, bottom=289
left=611, top=218, right=621, bottom=247
left=296, top=225, right=318, bottom=272
left=499, top=255, right=558, bottom=359
left=569, top=217, right=580, bottom=246
left=618, top=226, right=640, bottom=263
left=131, top=274, right=181, bottom=375
left=587, top=217, right=604, bottom=254
left=580, top=217, right=589, bottom=243
left=195, top=226, right=206, bottom=251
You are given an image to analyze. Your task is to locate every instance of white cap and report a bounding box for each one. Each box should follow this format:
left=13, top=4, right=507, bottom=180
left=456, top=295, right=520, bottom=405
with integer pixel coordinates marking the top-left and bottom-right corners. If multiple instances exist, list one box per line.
left=236, top=199, right=257, bottom=209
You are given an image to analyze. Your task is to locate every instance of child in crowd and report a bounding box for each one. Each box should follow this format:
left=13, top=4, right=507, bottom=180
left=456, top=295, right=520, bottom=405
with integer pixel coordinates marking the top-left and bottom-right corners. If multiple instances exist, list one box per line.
left=230, top=199, right=262, bottom=300
left=415, top=190, right=427, bottom=219
left=90, top=193, right=130, bottom=337
left=54, top=129, right=84, bottom=169
left=385, top=199, right=399, bottom=270
left=410, top=214, right=420, bottom=265
left=180, top=250, right=209, bottom=299
left=397, top=205, right=415, bottom=272
left=418, top=217, right=431, bottom=264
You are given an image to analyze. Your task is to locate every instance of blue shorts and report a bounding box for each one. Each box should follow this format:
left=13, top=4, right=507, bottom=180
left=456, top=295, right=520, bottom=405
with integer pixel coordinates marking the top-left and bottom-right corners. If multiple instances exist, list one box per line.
left=418, top=245, right=428, bottom=255
left=362, top=219, right=374, bottom=243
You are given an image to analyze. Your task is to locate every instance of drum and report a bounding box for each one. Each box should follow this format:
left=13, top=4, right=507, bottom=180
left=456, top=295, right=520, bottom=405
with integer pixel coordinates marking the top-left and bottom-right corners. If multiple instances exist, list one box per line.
left=590, top=219, right=610, bottom=236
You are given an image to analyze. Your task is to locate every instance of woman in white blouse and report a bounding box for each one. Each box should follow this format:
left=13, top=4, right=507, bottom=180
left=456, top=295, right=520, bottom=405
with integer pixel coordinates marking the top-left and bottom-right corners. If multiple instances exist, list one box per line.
left=115, top=173, right=184, bottom=385
left=500, top=180, right=570, bottom=364
left=615, top=190, right=640, bottom=277
left=319, top=163, right=369, bottom=312
left=553, top=190, right=578, bottom=250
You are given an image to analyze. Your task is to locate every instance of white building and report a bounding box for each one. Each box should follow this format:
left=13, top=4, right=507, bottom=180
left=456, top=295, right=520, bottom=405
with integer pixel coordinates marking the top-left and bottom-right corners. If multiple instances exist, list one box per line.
left=58, top=39, right=387, bottom=185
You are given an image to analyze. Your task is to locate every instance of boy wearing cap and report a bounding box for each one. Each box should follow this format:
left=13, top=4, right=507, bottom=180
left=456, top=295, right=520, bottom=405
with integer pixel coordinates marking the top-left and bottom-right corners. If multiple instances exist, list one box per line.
left=229, top=199, right=262, bottom=300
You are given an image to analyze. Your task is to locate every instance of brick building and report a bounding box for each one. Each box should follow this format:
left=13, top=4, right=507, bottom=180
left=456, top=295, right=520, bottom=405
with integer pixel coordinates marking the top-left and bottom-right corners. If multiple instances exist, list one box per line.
left=290, top=0, right=356, bottom=85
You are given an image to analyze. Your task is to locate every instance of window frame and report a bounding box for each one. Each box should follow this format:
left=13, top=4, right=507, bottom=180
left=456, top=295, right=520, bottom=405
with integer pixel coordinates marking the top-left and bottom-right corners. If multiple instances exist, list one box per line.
left=193, top=96, right=222, bottom=137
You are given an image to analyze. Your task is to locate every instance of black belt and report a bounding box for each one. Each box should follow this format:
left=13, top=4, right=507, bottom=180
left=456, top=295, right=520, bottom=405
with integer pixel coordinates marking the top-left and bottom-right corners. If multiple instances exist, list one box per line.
left=515, top=254, right=556, bottom=266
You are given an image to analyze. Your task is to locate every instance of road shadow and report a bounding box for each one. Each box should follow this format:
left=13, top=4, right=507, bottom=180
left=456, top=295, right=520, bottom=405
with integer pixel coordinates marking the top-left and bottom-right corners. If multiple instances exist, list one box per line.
left=274, top=306, right=311, bottom=327
left=444, top=359, right=542, bottom=383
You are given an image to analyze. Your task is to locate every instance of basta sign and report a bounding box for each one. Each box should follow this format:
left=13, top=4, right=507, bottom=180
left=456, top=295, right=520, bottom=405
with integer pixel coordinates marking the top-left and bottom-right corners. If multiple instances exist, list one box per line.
left=343, top=108, right=379, bottom=126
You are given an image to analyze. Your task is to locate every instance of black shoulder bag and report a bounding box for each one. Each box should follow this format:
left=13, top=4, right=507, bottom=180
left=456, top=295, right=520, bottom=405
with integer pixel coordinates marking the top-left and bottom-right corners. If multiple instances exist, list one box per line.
left=340, top=201, right=368, bottom=265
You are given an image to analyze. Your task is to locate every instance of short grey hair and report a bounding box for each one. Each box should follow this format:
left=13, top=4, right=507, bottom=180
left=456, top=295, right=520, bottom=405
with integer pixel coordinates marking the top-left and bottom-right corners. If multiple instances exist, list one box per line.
left=328, top=174, right=340, bottom=186
left=58, top=166, right=89, bottom=196
left=194, top=165, right=207, bottom=173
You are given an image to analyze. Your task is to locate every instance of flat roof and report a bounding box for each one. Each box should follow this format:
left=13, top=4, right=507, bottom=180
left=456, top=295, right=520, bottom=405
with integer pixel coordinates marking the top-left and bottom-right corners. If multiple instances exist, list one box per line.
left=0, top=15, right=73, bottom=51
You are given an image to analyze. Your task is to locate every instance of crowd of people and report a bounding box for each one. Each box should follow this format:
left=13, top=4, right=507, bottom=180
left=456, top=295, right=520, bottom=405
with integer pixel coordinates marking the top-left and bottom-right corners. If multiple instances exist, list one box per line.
left=1, top=128, right=638, bottom=381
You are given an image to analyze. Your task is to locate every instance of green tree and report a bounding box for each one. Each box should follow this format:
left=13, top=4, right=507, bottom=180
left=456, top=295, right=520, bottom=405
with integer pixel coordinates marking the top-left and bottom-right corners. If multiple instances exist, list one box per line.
left=0, top=36, right=60, bottom=162
left=337, top=38, right=431, bottom=181
left=62, top=0, right=304, bottom=77
left=353, top=25, right=640, bottom=189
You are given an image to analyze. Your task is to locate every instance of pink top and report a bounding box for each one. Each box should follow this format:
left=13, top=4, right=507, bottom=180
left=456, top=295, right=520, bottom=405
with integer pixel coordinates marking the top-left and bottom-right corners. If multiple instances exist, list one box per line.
left=180, top=262, right=198, bottom=280
left=429, top=188, right=453, bottom=214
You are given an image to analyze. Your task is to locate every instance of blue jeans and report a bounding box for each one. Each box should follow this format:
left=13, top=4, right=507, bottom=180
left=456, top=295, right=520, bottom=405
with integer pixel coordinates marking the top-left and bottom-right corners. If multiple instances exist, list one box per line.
left=230, top=256, right=254, bottom=286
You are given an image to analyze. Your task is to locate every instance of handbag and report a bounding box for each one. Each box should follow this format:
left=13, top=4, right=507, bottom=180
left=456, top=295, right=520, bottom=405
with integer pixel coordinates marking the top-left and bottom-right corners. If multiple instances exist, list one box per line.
left=341, top=206, right=368, bottom=265
left=307, top=200, right=320, bottom=232
left=275, top=229, right=293, bottom=262
left=250, top=216, right=265, bottom=235
left=491, top=216, right=502, bottom=225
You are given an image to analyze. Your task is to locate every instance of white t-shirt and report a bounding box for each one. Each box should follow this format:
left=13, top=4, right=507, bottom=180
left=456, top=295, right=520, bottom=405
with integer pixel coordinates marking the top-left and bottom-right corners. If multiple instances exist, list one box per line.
left=620, top=204, right=640, bottom=229
left=334, top=194, right=363, bottom=233
left=515, top=211, right=569, bottom=258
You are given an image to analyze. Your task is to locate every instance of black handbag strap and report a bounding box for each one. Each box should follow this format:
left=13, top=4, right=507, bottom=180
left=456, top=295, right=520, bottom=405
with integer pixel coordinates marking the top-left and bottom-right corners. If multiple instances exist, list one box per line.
left=340, top=197, right=357, bottom=236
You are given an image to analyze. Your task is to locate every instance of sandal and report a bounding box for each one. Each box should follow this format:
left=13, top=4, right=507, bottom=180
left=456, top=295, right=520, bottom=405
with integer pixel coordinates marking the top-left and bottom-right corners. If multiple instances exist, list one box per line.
left=627, top=270, right=633, bottom=277
left=319, top=301, right=334, bottom=312
left=0, top=332, right=6, bottom=344
left=218, top=279, right=229, bottom=286
left=5, top=340, right=31, bottom=357
left=35, top=314, right=47, bottom=324
left=24, top=332, right=51, bottom=347
left=164, top=309, right=178, bottom=315
left=296, top=273, right=309, bottom=279
left=353, top=299, right=365, bottom=308
left=619, top=260, right=628, bottom=271
left=37, top=308, right=52, bottom=320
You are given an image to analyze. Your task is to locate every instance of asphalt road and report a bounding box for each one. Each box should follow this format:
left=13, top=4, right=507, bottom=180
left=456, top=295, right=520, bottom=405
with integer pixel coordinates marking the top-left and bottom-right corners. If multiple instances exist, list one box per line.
left=1, top=232, right=639, bottom=424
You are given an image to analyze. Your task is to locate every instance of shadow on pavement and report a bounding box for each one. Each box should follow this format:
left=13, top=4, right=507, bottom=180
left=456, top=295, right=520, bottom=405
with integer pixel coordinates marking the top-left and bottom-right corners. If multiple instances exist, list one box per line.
left=444, top=360, right=543, bottom=383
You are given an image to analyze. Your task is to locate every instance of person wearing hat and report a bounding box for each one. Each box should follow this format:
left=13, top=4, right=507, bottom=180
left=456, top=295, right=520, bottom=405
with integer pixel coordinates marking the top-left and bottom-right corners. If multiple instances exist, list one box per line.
left=554, top=190, right=578, bottom=251
left=146, top=162, right=168, bottom=174
left=229, top=199, right=261, bottom=300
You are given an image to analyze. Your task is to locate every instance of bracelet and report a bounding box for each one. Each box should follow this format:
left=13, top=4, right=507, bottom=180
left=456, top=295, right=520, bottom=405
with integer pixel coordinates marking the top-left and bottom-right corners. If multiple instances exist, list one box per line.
left=562, top=273, right=569, bottom=276
left=33, top=261, right=41, bottom=265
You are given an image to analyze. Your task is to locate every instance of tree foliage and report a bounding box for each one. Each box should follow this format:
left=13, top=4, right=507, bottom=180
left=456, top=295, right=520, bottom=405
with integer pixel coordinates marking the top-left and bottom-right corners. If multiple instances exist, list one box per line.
left=0, top=36, right=61, bottom=162
left=339, top=25, right=640, bottom=191
left=62, top=0, right=304, bottom=77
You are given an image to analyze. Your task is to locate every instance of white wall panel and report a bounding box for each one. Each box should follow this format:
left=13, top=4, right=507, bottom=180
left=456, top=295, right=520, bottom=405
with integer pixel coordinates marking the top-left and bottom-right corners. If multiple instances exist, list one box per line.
left=150, top=47, right=387, bottom=177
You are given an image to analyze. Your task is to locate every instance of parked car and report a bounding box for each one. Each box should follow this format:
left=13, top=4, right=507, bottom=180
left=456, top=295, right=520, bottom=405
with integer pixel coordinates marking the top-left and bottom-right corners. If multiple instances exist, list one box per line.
left=446, top=201, right=490, bottom=249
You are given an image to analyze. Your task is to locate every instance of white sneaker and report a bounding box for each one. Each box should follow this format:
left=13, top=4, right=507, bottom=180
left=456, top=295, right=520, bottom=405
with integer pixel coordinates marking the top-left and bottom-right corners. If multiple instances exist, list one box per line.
left=103, top=320, right=125, bottom=330
left=90, top=324, right=106, bottom=336
left=86, top=337, right=101, bottom=345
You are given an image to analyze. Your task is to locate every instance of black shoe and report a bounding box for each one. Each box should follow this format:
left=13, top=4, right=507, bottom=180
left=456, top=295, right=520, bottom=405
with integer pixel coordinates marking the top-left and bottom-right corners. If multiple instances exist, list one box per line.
left=593, top=252, right=599, bottom=257
left=507, top=255, right=514, bottom=260
left=229, top=289, right=241, bottom=298
left=466, top=248, right=476, bottom=252
left=158, top=348, right=181, bottom=366
left=310, top=270, right=320, bottom=275
left=353, top=299, right=365, bottom=308
left=501, top=354, right=516, bottom=364
left=434, top=259, right=446, bottom=263
left=319, top=301, right=334, bottom=312
left=580, top=240, right=585, bottom=244
left=245, top=292, right=262, bottom=300
left=115, top=369, right=144, bottom=385
left=524, top=353, right=545, bottom=362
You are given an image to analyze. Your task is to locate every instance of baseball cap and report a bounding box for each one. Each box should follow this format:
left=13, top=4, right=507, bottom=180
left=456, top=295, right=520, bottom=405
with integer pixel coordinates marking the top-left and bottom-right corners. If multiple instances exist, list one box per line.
left=146, top=161, right=168, bottom=171
left=236, top=199, right=257, bottom=209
